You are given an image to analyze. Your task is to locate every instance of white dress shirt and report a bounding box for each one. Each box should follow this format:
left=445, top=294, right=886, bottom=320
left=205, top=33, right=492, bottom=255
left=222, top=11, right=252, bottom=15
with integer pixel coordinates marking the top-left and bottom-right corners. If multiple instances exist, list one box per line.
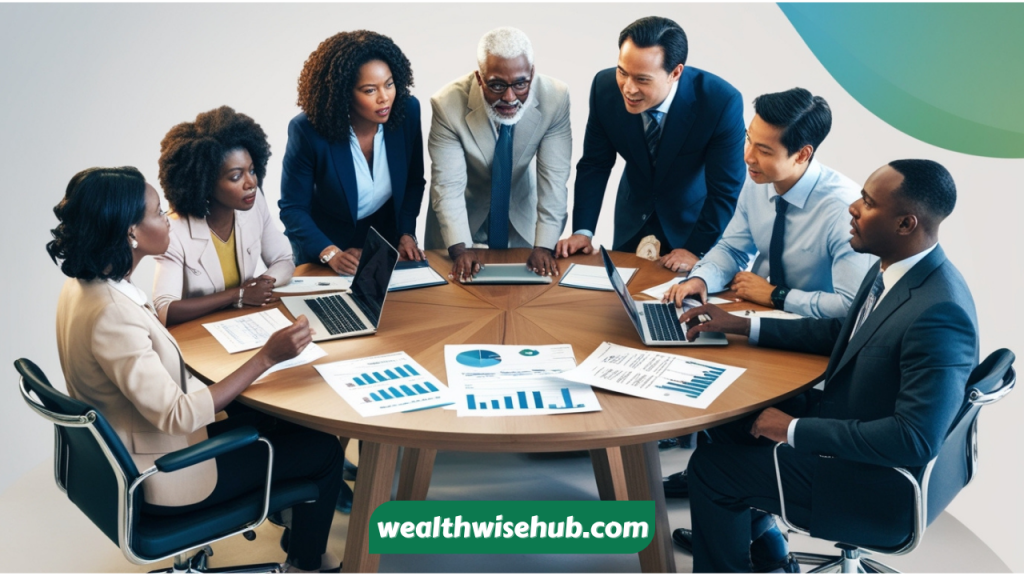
left=349, top=125, right=393, bottom=220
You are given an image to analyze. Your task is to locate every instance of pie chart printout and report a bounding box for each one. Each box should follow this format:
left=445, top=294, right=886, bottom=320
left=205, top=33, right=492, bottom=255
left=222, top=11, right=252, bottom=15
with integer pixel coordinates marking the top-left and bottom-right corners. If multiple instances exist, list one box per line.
left=456, top=349, right=502, bottom=368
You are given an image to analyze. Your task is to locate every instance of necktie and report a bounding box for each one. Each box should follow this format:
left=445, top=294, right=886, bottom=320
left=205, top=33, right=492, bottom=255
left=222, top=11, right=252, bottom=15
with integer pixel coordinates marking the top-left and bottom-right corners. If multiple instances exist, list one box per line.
left=489, top=124, right=514, bottom=249
left=644, top=110, right=665, bottom=165
left=851, top=272, right=885, bottom=337
left=769, top=198, right=789, bottom=289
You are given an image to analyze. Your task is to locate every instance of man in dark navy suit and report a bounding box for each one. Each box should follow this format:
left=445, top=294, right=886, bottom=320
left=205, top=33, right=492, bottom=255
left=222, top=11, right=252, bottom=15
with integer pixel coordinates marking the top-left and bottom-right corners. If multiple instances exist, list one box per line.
left=674, top=160, right=979, bottom=572
left=556, top=16, right=746, bottom=274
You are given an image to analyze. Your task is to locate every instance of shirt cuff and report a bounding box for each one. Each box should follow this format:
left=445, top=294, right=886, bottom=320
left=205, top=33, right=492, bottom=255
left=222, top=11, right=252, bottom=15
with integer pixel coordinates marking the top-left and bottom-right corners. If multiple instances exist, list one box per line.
left=787, top=418, right=799, bottom=447
left=573, top=229, right=594, bottom=238
left=748, top=317, right=761, bottom=345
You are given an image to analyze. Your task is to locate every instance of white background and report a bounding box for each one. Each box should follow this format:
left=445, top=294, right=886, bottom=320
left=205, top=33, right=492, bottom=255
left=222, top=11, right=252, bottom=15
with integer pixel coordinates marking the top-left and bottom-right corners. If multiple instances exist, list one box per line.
left=1, top=3, right=1021, bottom=569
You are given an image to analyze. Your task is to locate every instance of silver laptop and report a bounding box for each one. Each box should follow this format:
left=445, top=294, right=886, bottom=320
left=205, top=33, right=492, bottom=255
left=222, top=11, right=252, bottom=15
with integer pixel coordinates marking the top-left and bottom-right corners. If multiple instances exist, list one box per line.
left=601, top=247, right=727, bottom=347
left=282, top=228, right=399, bottom=342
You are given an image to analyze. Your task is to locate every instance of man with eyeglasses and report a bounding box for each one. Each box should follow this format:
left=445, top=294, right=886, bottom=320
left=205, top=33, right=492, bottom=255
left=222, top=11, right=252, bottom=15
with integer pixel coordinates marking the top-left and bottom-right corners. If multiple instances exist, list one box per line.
left=425, top=26, right=572, bottom=282
left=556, top=16, right=745, bottom=274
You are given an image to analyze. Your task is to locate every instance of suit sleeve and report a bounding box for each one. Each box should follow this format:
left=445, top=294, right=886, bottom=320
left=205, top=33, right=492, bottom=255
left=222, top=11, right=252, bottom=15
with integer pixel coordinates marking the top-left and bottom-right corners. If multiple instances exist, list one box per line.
left=532, top=87, right=572, bottom=249
left=256, top=191, right=295, bottom=285
left=682, top=89, right=746, bottom=256
left=279, top=120, right=334, bottom=263
left=759, top=316, right=844, bottom=357
left=399, top=98, right=426, bottom=237
left=151, top=229, right=186, bottom=326
left=428, top=96, right=474, bottom=248
left=793, top=302, right=977, bottom=467
left=571, top=73, right=618, bottom=233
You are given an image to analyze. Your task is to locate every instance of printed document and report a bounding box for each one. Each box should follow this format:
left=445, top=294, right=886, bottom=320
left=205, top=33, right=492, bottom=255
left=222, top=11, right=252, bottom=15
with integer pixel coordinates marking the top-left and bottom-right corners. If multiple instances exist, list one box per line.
left=640, top=278, right=734, bottom=304
left=314, top=351, right=452, bottom=417
left=255, top=343, right=328, bottom=383
left=729, top=309, right=803, bottom=320
left=388, top=266, right=447, bottom=291
left=558, top=264, right=637, bottom=291
left=275, top=277, right=351, bottom=294
left=203, top=308, right=294, bottom=354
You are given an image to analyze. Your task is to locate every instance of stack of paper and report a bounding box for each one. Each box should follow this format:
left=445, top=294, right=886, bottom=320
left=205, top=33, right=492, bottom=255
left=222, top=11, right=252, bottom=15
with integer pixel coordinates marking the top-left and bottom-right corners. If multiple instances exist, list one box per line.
left=558, top=264, right=637, bottom=291
left=202, top=308, right=327, bottom=379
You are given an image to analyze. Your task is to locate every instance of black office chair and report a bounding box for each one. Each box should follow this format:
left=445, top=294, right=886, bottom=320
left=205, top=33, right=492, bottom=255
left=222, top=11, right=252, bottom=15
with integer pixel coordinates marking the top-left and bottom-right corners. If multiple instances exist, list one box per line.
left=16, top=358, right=320, bottom=573
left=771, top=348, right=1016, bottom=573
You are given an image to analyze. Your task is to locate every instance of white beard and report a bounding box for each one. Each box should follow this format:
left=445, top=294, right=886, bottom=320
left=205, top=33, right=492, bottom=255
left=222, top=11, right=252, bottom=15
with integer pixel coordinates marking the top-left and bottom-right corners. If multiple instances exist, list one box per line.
left=483, top=86, right=536, bottom=126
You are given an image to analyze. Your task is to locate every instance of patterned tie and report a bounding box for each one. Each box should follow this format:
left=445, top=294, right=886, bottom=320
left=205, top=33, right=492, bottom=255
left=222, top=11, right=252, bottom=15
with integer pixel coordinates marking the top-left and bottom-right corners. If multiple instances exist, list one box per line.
left=489, top=124, right=514, bottom=249
left=851, top=272, right=886, bottom=338
left=769, top=198, right=789, bottom=289
left=644, top=110, right=665, bottom=165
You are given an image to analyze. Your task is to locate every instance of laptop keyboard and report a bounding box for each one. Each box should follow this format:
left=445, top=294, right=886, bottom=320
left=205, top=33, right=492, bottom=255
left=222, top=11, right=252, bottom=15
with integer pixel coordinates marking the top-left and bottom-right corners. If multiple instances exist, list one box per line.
left=643, top=303, right=687, bottom=342
left=304, top=295, right=369, bottom=335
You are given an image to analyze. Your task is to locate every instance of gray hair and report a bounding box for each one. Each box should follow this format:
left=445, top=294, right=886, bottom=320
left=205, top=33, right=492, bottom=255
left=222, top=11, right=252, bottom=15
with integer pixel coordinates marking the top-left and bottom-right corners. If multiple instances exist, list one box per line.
left=477, top=27, right=534, bottom=69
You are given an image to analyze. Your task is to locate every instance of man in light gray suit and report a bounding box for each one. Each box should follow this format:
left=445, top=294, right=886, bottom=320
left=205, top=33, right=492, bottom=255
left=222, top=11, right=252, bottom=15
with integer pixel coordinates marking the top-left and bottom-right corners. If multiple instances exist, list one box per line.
left=425, top=27, right=572, bottom=282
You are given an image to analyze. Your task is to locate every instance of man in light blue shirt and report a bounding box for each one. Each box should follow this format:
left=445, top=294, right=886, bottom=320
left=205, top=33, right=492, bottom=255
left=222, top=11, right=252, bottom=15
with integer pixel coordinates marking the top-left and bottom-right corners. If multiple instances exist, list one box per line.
left=663, top=88, right=874, bottom=319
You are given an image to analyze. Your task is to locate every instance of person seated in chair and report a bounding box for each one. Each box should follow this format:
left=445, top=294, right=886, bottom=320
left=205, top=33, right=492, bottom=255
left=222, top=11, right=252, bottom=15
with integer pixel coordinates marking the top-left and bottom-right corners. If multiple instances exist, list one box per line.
left=670, top=159, right=979, bottom=572
left=48, top=167, right=347, bottom=572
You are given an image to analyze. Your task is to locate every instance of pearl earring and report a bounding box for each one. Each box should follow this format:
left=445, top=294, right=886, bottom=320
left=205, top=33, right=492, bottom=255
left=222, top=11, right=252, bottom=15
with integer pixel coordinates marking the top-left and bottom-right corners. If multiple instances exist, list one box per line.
left=131, top=238, right=139, bottom=250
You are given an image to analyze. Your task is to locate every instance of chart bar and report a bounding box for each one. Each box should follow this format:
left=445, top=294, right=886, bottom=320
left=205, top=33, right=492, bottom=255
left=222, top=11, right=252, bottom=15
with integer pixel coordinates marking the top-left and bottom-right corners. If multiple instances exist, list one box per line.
left=480, top=402, right=487, bottom=410
left=370, top=392, right=381, bottom=402
left=400, top=385, right=415, bottom=396
left=413, top=384, right=428, bottom=394
left=405, top=364, right=419, bottom=376
left=491, top=399, right=500, bottom=409
left=504, top=396, right=514, bottom=409
left=373, top=372, right=386, bottom=382
left=361, top=373, right=375, bottom=384
left=467, top=394, right=476, bottom=409
left=396, top=366, right=409, bottom=378
left=533, top=391, right=543, bottom=409
left=379, top=389, right=392, bottom=400
left=389, top=386, right=403, bottom=398
left=354, top=376, right=366, bottom=386
left=561, top=388, right=573, bottom=409
left=517, top=391, right=528, bottom=409
left=385, top=369, right=398, bottom=380
left=425, top=382, right=438, bottom=392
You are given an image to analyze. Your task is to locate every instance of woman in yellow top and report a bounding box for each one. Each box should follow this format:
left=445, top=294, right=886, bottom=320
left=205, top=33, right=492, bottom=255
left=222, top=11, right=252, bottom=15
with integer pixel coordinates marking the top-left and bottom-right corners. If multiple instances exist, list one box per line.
left=153, top=106, right=295, bottom=326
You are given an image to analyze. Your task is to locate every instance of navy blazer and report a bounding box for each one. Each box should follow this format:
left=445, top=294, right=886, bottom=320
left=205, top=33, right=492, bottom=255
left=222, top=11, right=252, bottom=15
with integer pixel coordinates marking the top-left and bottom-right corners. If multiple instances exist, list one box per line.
left=279, top=96, right=426, bottom=264
left=760, top=245, right=979, bottom=545
left=572, top=66, right=746, bottom=254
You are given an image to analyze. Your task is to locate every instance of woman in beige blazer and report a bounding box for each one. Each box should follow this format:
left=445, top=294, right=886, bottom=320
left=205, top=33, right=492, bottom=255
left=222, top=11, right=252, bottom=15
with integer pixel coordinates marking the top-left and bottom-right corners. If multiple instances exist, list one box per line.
left=48, top=166, right=344, bottom=571
left=153, top=106, right=295, bottom=326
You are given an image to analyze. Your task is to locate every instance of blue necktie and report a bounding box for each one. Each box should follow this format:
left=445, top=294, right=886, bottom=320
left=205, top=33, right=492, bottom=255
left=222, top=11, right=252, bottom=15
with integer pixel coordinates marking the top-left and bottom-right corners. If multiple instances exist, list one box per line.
left=851, top=272, right=885, bottom=338
left=489, top=124, right=513, bottom=249
left=644, top=110, right=665, bottom=165
left=769, top=198, right=789, bottom=289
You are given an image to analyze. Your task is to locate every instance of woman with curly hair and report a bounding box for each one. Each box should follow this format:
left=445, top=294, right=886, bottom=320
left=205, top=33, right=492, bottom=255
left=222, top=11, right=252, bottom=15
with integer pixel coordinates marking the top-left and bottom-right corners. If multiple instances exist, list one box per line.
left=153, top=106, right=295, bottom=326
left=280, top=30, right=426, bottom=274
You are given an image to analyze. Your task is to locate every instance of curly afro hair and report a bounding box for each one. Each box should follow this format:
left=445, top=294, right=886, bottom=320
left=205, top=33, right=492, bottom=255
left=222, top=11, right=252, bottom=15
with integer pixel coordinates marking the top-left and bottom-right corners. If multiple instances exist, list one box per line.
left=158, top=106, right=271, bottom=219
left=297, top=30, right=414, bottom=142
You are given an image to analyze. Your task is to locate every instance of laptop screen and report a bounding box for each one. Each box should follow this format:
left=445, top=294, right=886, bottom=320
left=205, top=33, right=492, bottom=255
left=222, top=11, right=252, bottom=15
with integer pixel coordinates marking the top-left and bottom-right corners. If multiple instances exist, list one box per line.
left=349, top=227, right=399, bottom=327
left=601, top=247, right=644, bottom=335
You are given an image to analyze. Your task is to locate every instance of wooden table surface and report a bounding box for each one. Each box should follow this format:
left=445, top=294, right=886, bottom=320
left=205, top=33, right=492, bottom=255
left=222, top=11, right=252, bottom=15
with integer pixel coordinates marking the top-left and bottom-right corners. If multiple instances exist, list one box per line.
left=170, top=249, right=828, bottom=573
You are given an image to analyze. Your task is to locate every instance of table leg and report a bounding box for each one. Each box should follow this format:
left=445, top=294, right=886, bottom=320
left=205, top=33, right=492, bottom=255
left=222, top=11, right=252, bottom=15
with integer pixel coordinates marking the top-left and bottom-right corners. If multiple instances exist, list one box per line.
left=342, top=441, right=400, bottom=573
left=621, top=441, right=676, bottom=573
left=590, top=447, right=628, bottom=501
left=396, top=447, right=436, bottom=501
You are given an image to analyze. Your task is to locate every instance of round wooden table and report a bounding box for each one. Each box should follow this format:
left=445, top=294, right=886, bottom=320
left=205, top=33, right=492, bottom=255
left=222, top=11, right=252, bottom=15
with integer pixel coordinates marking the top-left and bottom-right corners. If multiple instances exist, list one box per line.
left=170, top=249, right=827, bottom=573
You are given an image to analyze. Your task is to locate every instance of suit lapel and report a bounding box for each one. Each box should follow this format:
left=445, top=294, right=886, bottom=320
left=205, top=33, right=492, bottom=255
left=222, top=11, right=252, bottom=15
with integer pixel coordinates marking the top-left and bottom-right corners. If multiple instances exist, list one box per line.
left=188, top=216, right=225, bottom=292
left=328, top=138, right=359, bottom=223
left=511, top=98, right=541, bottom=169
left=623, top=106, right=652, bottom=181
left=384, top=126, right=407, bottom=213
left=654, top=74, right=697, bottom=185
left=466, top=84, right=497, bottom=164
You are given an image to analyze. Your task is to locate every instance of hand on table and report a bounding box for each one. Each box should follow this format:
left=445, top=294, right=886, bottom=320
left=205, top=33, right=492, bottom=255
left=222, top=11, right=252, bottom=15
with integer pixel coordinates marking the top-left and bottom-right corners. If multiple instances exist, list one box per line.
left=326, top=247, right=361, bottom=275
left=662, top=277, right=708, bottom=308
left=678, top=303, right=751, bottom=342
left=658, top=248, right=699, bottom=273
left=554, top=234, right=594, bottom=258
left=241, top=275, right=277, bottom=307
left=749, top=407, right=794, bottom=444
left=260, top=315, right=312, bottom=365
left=730, top=271, right=775, bottom=307
left=447, top=244, right=483, bottom=283
left=398, top=234, right=425, bottom=262
left=527, top=247, right=559, bottom=277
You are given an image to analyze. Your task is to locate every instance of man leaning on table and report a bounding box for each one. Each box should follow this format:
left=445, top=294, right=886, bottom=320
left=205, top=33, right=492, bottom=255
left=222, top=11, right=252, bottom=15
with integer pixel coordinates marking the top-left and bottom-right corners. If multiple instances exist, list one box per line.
left=672, top=159, right=978, bottom=572
left=424, top=26, right=572, bottom=282
left=662, top=88, right=875, bottom=319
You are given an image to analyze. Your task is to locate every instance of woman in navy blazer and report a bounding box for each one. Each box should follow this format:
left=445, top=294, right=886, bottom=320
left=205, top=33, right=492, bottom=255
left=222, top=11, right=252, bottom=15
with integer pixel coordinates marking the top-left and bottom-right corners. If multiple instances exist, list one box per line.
left=280, top=30, right=426, bottom=274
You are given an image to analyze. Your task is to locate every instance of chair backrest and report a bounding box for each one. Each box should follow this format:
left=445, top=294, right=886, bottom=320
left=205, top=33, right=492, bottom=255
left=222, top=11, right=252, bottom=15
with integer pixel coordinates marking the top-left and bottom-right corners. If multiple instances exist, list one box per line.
left=16, top=358, right=141, bottom=546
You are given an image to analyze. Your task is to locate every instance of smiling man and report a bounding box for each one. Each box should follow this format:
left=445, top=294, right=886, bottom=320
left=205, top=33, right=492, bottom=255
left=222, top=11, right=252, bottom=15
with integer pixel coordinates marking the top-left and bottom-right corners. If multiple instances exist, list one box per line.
left=663, top=88, right=875, bottom=319
left=425, top=27, right=572, bottom=282
left=556, top=16, right=745, bottom=273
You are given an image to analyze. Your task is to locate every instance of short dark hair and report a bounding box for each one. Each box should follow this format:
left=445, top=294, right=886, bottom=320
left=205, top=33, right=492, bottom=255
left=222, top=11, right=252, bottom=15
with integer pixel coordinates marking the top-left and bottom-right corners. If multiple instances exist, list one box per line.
left=158, top=106, right=271, bottom=219
left=888, top=159, right=957, bottom=222
left=619, top=16, right=688, bottom=72
left=297, top=30, right=415, bottom=143
left=47, top=167, right=147, bottom=281
left=753, top=88, right=832, bottom=158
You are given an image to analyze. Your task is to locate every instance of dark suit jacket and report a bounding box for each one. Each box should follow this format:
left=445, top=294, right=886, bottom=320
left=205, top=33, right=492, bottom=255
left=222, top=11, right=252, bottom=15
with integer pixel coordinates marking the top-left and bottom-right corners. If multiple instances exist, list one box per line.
left=279, top=96, right=426, bottom=264
left=572, top=67, right=745, bottom=254
left=759, top=245, right=979, bottom=545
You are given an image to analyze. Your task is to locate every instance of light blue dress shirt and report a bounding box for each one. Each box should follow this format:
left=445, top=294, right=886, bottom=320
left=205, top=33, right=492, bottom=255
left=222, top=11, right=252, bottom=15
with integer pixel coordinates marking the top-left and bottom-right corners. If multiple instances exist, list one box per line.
left=689, top=160, right=875, bottom=319
left=349, top=125, right=392, bottom=220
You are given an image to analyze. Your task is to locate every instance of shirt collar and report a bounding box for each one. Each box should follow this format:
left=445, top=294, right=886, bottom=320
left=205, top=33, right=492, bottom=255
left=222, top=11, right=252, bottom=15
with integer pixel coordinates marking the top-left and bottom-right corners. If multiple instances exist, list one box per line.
left=652, top=79, right=678, bottom=117
left=768, top=160, right=821, bottom=210
left=881, top=242, right=938, bottom=292
left=107, top=278, right=148, bottom=307
left=348, top=124, right=384, bottom=140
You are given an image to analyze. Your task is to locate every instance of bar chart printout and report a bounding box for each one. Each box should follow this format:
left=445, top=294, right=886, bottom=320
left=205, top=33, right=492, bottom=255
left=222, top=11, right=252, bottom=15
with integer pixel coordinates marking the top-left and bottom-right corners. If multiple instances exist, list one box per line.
left=444, top=344, right=602, bottom=417
left=558, top=342, right=745, bottom=409
left=314, top=351, right=452, bottom=417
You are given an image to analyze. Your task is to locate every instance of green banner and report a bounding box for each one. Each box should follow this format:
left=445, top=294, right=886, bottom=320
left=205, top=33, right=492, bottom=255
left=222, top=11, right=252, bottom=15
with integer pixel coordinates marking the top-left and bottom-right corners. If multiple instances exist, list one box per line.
left=369, top=500, right=654, bottom=554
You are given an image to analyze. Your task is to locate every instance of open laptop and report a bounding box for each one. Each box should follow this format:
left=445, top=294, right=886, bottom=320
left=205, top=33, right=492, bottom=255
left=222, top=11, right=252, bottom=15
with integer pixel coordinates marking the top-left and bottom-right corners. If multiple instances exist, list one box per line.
left=601, top=247, right=727, bottom=347
left=282, top=227, right=399, bottom=342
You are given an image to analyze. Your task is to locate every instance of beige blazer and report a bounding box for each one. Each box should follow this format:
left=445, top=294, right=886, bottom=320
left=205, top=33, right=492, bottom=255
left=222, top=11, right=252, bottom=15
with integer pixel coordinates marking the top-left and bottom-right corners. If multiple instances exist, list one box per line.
left=424, top=72, right=572, bottom=251
left=153, top=191, right=295, bottom=324
left=55, top=279, right=217, bottom=507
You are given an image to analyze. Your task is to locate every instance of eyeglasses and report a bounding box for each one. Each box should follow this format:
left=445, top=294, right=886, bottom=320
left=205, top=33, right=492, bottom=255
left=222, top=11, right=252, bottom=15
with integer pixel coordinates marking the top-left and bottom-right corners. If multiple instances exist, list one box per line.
left=485, top=79, right=532, bottom=95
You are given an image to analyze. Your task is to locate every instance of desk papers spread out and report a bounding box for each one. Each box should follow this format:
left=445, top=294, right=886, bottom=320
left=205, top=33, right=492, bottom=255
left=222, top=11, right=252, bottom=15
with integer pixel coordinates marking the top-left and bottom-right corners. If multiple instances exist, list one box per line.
left=729, top=309, right=803, bottom=320
left=558, top=264, right=637, bottom=291
left=203, top=308, right=295, bottom=354
left=254, top=343, right=328, bottom=383
left=275, top=277, right=351, bottom=294
left=314, top=351, right=452, bottom=417
left=388, top=265, right=447, bottom=291
left=639, top=278, right=734, bottom=305
left=558, top=342, right=744, bottom=409
left=443, top=344, right=602, bottom=417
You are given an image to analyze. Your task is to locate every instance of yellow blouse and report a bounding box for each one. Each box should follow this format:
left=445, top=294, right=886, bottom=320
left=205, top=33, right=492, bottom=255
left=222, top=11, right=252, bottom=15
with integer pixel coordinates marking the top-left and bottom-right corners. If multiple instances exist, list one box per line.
left=211, top=228, right=240, bottom=289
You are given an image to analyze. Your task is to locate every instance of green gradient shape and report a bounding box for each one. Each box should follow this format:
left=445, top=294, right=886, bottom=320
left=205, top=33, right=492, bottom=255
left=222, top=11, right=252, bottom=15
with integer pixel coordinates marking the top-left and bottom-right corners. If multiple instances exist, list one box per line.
left=780, top=3, right=1024, bottom=158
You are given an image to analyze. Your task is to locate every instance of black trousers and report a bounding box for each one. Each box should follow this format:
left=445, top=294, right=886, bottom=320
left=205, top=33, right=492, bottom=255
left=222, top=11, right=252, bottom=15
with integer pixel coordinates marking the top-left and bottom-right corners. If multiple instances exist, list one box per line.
left=144, top=408, right=345, bottom=571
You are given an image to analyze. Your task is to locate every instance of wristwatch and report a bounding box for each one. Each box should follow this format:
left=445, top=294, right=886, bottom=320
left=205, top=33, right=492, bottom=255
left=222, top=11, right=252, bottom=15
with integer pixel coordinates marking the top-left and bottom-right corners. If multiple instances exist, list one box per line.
left=770, top=286, right=789, bottom=310
left=320, top=249, right=338, bottom=264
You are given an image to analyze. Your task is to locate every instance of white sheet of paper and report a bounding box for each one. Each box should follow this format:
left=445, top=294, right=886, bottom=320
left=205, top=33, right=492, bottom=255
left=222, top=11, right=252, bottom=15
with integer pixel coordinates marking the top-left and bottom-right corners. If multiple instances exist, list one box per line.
left=203, top=308, right=293, bottom=354
left=729, top=309, right=804, bottom=320
left=639, top=278, right=734, bottom=305
left=558, top=341, right=745, bottom=410
left=559, top=264, right=638, bottom=291
left=274, top=277, right=351, bottom=294
left=444, top=344, right=601, bottom=416
left=254, top=343, right=328, bottom=383
left=389, top=266, right=446, bottom=290
left=314, top=351, right=452, bottom=417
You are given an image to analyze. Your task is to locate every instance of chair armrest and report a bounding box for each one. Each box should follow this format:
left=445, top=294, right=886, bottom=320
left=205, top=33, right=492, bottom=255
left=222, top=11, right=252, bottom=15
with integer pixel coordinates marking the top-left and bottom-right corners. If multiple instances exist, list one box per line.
left=154, top=426, right=259, bottom=473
